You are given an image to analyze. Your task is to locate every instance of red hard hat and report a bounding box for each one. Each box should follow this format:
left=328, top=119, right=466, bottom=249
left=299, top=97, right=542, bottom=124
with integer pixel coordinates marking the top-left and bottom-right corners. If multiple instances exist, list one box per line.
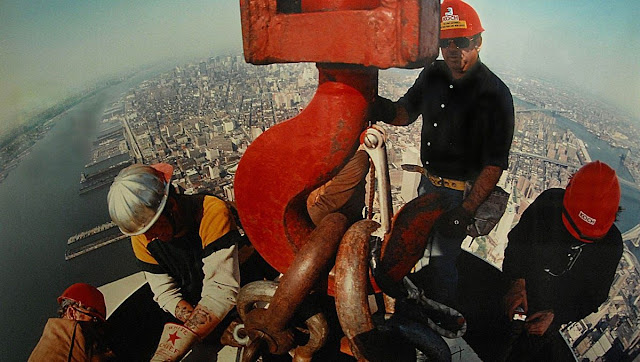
left=562, top=161, right=620, bottom=243
left=440, top=0, right=484, bottom=38
left=58, top=283, right=107, bottom=321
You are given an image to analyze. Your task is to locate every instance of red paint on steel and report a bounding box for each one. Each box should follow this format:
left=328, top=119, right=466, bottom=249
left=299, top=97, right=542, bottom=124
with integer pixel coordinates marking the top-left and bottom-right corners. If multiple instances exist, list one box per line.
left=301, top=0, right=380, bottom=12
left=235, top=65, right=376, bottom=273
left=240, top=0, right=439, bottom=68
left=379, top=193, right=445, bottom=283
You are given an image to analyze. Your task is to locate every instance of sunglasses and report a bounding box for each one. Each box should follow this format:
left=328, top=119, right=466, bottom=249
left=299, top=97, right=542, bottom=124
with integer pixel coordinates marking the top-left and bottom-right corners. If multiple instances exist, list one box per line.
left=544, top=244, right=584, bottom=277
left=439, top=37, right=476, bottom=49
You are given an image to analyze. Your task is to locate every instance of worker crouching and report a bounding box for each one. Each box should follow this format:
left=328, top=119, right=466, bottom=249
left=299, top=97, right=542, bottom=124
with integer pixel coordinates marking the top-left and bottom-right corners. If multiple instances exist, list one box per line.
left=107, top=163, right=240, bottom=361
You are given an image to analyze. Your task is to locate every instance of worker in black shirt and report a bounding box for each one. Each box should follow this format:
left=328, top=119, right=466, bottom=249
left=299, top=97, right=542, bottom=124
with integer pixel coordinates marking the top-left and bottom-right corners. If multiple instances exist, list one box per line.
left=500, top=161, right=623, bottom=361
left=371, top=0, right=514, bottom=306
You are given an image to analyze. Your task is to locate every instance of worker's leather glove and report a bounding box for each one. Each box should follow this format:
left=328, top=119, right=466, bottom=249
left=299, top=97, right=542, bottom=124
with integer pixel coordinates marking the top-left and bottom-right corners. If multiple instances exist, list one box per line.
left=368, top=95, right=396, bottom=123
left=504, top=278, right=528, bottom=320
left=434, top=206, right=473, bottom=238
left=150, top=323, right=199, bottom=362
left=524, top=309, right=555, bottom=336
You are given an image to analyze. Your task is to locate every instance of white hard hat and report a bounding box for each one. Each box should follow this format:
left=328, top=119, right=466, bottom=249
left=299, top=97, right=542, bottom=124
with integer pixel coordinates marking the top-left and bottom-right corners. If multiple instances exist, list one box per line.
left=107, top=163, right=173, bottom=236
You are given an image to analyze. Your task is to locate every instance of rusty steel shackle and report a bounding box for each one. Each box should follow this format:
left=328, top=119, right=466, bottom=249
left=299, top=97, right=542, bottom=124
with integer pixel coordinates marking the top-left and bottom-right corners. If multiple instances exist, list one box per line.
left=239, top=213, right=349, bottom=358
left=334, top=215, right=451, bottom=361
left=236, top=280, right=330, bottom=362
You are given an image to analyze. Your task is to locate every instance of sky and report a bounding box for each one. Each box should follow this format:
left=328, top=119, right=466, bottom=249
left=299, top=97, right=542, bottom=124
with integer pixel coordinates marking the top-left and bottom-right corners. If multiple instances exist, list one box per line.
left=0, top=0, right=639, bottom=135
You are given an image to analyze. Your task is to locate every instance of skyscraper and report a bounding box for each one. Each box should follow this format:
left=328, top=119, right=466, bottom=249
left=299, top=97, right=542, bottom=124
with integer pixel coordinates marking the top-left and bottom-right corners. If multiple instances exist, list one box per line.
left=400, top=147, right=420, bottom=204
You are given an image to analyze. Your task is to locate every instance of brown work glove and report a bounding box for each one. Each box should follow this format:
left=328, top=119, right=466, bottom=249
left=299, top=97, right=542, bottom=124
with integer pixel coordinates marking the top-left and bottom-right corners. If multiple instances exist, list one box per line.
left=434, top=206, right=473, bottom=238
left=150, top=323, right=199, bottom=362
left=368, top=95, right=396, bottom=123
left=525, top=310, right=555, bottom=336
left=504, top=278, right=528, bottom=320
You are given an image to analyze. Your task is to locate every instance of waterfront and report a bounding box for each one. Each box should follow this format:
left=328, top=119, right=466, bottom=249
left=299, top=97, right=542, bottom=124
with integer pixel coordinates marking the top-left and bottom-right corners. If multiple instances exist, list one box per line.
left=518, top=104, right=640, bottom=262
left=0, top=79, right=143, bottom=359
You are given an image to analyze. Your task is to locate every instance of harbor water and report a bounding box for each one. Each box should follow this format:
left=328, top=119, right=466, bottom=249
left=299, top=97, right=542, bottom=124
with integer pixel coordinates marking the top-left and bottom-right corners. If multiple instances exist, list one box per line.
left=0, top=78, right=143, bottom=359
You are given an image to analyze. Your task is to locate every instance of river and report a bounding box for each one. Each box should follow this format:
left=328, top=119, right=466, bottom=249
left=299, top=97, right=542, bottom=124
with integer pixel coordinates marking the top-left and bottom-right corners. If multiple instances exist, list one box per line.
left=0, top=75, right=148, bottom=359
left=515, top=99, right=640, bottom=261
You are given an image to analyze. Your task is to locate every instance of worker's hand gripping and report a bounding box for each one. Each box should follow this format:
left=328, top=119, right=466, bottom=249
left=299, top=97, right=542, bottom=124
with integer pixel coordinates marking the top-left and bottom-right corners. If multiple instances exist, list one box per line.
left=504, top=278, right=528, bottom=321
left=525, top=309, right=555, bottom=336
left=150, top=322, right=199, bottom=362
left=368, top=95, right=396, bottom=123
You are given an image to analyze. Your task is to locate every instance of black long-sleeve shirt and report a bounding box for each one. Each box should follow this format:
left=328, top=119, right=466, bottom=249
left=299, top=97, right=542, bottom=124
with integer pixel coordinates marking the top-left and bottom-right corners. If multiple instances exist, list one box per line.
left=503, top=189, right=623, bottom=325
left=398, top=60, right=514, bottom=181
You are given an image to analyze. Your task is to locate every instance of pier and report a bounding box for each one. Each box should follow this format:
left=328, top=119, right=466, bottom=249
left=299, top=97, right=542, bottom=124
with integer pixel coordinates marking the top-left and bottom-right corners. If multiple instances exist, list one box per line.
left=79, top=159, right=131, bottom=194
left=67, top=221, right=117, bottom=244
left=65, top=234, right=128, bottom=260
left=65, top=221, right=127, bottom=260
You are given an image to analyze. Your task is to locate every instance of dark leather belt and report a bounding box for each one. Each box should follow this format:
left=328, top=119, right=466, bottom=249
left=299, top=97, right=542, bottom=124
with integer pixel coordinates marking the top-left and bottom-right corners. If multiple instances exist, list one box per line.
left=401, top=164, right=466, bottom=191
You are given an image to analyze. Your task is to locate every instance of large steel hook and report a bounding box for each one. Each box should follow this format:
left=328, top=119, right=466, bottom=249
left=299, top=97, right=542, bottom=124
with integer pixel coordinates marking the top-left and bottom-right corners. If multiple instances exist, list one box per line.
left=236, top=0, right=440, bottom=276
left=235, top=65, right=376, bottom=273
left=235, top=0, right=441, bottom=360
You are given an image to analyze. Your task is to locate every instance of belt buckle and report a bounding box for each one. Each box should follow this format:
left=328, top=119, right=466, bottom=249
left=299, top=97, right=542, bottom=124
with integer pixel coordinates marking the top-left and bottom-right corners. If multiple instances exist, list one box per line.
left=435, top=176, right=444, bottom=187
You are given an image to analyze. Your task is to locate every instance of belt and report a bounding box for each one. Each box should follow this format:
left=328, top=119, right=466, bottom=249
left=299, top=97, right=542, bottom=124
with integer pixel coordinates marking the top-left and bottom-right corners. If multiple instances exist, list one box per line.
left=401, top=164, right=466, bottom=191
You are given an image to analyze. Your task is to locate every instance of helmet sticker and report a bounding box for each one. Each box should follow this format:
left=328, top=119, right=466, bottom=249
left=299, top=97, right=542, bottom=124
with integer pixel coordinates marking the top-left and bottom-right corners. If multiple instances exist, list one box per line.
left=578, top=211, right=596, bottom=225
left=442, top=7, right=467, bottom=30
left=444, top=7, right=456, bottom=17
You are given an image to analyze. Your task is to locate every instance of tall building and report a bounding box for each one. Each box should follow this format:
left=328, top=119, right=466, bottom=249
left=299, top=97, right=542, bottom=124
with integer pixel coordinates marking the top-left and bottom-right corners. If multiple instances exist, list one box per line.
left=400, top=147, right=420, bottom=203
left=250, top=126, right=263, bottom=141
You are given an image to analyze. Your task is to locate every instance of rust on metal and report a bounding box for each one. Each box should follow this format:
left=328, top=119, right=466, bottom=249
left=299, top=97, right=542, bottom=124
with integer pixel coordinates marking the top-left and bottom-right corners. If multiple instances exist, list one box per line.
left=334, top=219, right=380, bottom=360
left=241, top=334, right=267, bottom=362
left=243, top=213, right=349, bottom=355
left=292, top=311, right=329, bottom=361
left=235, top=65, right=375, bottom=274
left=377, top=193, right=444, bottom=288
left=240, top=0, right=439, bottom=68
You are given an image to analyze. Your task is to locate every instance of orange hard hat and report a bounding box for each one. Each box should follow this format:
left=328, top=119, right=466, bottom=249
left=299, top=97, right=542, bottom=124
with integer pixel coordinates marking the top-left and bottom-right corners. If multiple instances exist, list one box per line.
left=58, top=283, right=107, bottom=321
left=440, top=0, right=484, bottom=38
left=562, top=161, right=620, bottom=243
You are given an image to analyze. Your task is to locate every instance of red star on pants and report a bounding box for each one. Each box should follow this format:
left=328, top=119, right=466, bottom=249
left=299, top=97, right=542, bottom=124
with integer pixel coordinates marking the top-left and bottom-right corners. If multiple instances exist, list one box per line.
left=167, top=332, right=181, bottom=345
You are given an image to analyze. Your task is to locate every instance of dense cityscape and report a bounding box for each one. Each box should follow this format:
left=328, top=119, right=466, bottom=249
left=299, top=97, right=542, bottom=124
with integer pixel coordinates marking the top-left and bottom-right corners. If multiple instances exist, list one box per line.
left=1, top=54, right=639, bottom=360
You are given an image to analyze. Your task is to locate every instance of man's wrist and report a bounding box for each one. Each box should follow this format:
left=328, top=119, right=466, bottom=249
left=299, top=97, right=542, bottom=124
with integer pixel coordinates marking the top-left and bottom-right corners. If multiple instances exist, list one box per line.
left=461, top=199, right=478, bottom=214
left=510, top=278, right=526, bottom=289
left=175, top=300, right=194, bottom=322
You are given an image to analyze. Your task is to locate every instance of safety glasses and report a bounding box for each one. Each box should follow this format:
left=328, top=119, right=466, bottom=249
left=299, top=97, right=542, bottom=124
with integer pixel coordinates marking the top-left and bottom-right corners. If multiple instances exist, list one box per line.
left=544, top=244, right=584, bottom=277
left=439, top=37, right=476, bottom=49
left=72, top=305, right=100, bottom=322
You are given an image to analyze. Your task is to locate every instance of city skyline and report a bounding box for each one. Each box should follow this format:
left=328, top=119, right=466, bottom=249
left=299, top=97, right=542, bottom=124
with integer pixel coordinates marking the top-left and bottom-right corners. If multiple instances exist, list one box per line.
left=1, top=0, right=639, bottom=137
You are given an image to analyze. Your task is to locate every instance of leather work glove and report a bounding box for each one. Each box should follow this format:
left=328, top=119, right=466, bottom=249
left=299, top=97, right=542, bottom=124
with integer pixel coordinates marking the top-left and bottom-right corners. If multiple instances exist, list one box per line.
left=525, top=309, right=555, bottom=336
left=434, top=206, right=473, bottom=238
left=368, top=95, right=396, bottom=123
left=504, top=278, right=528, bottom=320
left=151, top=323, right=200, bottom=362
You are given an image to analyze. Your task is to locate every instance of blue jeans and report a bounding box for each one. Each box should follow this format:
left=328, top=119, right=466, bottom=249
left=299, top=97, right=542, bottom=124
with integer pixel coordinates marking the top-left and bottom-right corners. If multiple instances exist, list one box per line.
left=410, top=174, right=465, bottom=306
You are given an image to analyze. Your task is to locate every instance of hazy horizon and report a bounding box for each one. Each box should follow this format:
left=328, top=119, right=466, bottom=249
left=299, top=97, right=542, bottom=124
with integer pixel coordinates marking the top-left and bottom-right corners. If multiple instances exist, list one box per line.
left=1, top=0, right=638, bottom=136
